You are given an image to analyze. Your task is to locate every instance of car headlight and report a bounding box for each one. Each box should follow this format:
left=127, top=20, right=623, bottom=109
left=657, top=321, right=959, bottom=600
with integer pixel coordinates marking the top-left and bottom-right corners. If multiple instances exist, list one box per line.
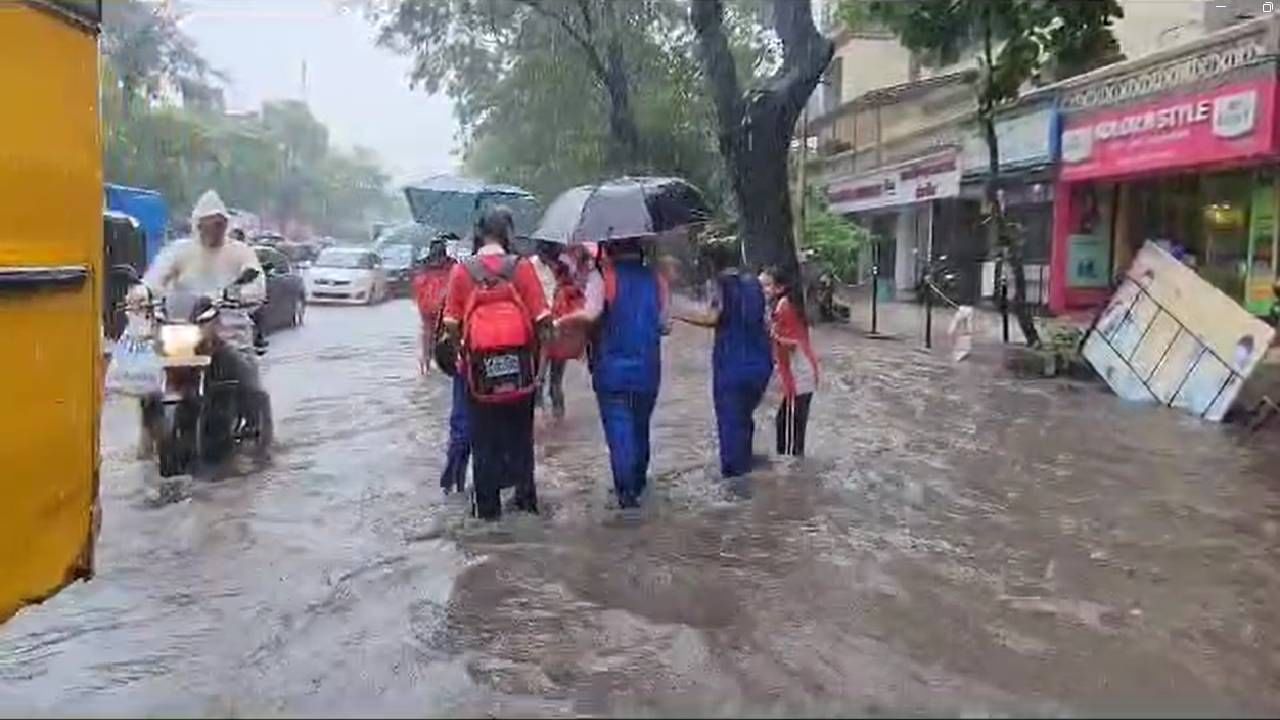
left=159, top=324, right=202, bottom=357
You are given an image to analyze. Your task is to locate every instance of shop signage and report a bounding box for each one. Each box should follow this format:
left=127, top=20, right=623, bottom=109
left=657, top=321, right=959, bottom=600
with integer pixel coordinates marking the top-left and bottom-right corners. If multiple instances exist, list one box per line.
left=1061, top=36, right=1267, bottom=111
left=1059, top=78, right=1276, bottom=181
left=827, top=152, right=961, bottom=214
left=960, top=108, right=1058, bottom=176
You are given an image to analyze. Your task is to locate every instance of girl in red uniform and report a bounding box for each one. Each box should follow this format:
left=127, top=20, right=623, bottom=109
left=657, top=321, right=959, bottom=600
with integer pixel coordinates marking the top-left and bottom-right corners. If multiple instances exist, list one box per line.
left=760, top=266, right=820, bottom=456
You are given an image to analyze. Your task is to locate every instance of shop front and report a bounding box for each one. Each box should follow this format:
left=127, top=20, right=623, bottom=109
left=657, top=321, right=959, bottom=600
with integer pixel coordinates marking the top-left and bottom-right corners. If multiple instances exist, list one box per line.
left=1050, top=20, right=1280, bottom=317
left=959, top=102, right=1060, bottom=307
left=827, top=149, right=963, bottom=300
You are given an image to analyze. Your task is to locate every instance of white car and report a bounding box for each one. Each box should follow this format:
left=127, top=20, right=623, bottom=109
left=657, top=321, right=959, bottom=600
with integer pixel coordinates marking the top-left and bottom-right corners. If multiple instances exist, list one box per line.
left=306, top=247, right=389, bottom=305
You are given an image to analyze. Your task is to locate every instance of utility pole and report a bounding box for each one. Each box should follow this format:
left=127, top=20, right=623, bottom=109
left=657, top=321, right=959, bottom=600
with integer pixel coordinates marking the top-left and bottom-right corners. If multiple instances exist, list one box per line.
left=797, top=104, right=809, bottom=251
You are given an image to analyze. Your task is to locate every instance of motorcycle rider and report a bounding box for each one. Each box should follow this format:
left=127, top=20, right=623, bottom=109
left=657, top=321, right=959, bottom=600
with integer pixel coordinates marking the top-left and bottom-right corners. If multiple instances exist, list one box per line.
left=142, top=190, right=272, bottom=448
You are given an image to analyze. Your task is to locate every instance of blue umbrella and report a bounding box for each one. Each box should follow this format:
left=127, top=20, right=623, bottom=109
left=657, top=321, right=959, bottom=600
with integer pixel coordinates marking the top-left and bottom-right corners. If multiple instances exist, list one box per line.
left=402, top=174, right=539, bottom=240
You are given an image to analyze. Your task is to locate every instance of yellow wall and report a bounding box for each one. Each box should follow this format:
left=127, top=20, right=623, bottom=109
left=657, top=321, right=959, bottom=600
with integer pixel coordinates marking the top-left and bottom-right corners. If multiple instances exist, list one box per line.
left=0, top=3, right=102, bottom=622
left=833, top=34, right=912, bottom=102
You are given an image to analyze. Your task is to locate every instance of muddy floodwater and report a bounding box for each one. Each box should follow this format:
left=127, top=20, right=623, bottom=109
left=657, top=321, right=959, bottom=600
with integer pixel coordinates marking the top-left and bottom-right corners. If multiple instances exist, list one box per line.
left=3, top=300, right=1280, bottom=716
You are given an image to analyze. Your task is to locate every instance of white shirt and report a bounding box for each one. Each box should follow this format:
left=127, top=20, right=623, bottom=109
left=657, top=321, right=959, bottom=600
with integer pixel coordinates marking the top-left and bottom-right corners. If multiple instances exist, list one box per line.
left=144, top=237, right=265, bottom=351
left=531, top=253, right=570, bottom=305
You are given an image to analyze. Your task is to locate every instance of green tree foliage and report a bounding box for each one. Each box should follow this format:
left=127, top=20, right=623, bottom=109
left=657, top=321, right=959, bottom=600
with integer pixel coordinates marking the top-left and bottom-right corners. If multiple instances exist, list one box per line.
left=101, top=0, right=223, bottom=111
left=852, top=0, right=1122, bottom=345
left=802, top=187, right=870, bottom=283
left=451, top=5, right=729, bottom=205
left=101, top=1, right=394, bottom=239
left=376, top=0, right=773, bottom=207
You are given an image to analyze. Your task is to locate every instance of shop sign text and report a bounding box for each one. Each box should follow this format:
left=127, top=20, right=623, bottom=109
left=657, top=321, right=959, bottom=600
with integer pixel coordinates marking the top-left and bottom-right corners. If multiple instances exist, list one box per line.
left=827, top=152, right=960, bottom=214
left=1059, top=78, right=1275, bottom=181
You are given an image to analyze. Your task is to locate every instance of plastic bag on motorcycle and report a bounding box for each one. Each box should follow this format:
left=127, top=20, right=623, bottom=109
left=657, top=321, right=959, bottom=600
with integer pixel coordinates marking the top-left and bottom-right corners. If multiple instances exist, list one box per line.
left=105, top=329, right=164, bottom=397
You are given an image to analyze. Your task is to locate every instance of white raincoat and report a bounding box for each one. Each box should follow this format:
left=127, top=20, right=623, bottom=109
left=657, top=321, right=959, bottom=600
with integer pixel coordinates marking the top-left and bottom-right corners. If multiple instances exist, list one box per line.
left=143, top=190, right=266, bottom=352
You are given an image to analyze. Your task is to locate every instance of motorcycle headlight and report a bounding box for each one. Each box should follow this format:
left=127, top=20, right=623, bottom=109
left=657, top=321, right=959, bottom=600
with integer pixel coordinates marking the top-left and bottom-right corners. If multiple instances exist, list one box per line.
left=159, top=324, right=202, bottom=357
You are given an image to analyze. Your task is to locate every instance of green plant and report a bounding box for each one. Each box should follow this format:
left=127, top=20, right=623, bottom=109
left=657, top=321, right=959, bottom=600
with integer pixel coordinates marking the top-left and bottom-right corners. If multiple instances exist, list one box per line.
left=1033, top=319, right=1085, bottom=377
left=801, top=186, right=870, bottom=282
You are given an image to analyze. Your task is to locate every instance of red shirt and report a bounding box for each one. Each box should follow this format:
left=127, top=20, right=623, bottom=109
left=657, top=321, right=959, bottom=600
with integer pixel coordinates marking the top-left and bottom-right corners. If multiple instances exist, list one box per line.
left=443, top=251, right=549, bottom=324
left=412, top=261, right=454, bottom=327
left=771, top=297, right=819, bottom=397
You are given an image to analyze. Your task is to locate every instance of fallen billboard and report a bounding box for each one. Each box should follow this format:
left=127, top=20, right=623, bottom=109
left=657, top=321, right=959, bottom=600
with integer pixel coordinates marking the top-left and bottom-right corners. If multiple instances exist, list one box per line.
left=1082, top=241, right=1276, bottom=421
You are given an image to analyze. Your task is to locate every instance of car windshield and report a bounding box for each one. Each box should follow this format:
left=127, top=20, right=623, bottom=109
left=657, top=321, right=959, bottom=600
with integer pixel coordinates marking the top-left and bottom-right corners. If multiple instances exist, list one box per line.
left=316, top=249, right=372, bottom=269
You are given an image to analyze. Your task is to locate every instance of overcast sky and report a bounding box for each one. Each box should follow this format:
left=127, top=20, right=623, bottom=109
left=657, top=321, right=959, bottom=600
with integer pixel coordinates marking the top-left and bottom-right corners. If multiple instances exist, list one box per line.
left=179, top=0, right=458, bottom=183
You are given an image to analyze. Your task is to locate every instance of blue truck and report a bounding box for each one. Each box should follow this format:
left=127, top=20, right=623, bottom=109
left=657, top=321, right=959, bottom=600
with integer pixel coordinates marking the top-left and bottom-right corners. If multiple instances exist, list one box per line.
left=104, top=184, right=168, bottom=268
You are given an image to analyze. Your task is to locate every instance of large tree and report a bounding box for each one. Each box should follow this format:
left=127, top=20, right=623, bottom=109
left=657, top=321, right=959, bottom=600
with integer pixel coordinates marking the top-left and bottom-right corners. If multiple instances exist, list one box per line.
left=690, top=0, right=833, bottom=274
left=860, top=0, right=1123, bottom=346
left=101, top=0, right=223, bottom=112
left=377, top=0, right=682, bottom=170
left=454, top=2, right=733, bottom=205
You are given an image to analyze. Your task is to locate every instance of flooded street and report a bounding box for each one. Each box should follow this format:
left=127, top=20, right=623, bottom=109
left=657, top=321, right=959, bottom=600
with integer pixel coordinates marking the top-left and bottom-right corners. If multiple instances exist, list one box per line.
left=4, top=300, right=1280, bottom=716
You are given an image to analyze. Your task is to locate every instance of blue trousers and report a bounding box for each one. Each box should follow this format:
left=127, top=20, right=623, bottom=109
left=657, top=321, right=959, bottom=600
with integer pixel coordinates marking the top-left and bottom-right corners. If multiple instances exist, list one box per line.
left=596, top=390, right=658, bottom=507
left=440, top=374, right=471, bottom=491
left=713, top=377, right=769, bottom=478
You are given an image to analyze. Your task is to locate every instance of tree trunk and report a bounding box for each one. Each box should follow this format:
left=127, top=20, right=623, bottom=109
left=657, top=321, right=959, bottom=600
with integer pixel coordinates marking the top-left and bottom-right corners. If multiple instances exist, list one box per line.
left=602, top=35, right=642, bottom=170
left=979, top=11, right=1039, bottom=347
left=735, top=100, right=796, bottom=270
left=691, top=0, right=832, bottom=277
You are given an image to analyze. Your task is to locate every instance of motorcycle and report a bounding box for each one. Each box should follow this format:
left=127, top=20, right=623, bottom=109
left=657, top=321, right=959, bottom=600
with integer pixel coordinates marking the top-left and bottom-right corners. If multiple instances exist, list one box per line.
left=115, top=266, right=272, bottom=477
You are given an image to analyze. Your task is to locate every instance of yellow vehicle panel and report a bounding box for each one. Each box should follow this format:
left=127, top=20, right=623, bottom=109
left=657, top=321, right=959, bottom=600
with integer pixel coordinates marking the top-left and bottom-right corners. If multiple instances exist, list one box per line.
left=0, top=1, right=102, bottom=622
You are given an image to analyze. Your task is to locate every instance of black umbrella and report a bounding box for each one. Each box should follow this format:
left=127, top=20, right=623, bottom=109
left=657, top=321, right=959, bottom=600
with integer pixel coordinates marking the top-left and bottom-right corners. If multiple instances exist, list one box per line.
left=532, top=176, right=711, bottom=244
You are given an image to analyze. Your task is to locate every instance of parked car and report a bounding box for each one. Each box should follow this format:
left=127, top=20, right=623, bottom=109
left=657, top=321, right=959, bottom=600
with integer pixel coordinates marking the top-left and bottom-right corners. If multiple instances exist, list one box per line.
left=306, top=247, right=389, bottom=305
left=252, top=245, right=307, bottom=332
left=378, top=243, right=418, bottom=298
left=277, top=239, right=323, bottom=270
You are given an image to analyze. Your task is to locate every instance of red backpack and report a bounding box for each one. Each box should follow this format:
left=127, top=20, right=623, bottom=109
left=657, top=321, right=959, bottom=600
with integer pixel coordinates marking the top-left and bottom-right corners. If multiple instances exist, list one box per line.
left=460, top=256, right=538, bottom=403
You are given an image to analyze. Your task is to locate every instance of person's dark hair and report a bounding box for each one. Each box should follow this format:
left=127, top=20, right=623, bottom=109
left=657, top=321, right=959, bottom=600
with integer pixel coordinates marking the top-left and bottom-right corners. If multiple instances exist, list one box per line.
left=763, top=264, right=806, bottom=323
left=536, top=238, right=562, bottom=259
left=700, top=238, right=739, bottom=273
left=473, top=206, right=514, bottom=252
left=604, top=236, right=645, bottom=261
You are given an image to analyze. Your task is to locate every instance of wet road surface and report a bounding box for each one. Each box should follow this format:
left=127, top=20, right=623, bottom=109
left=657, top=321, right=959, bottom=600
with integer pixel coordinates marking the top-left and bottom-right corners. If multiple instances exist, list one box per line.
left=4, top=299, right=1280, bottom=716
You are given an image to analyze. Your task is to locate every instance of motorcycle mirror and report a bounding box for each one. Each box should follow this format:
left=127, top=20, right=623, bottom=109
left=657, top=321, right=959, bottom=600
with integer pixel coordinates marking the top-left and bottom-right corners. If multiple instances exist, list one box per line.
left=235, top=267, right=261, bottom=285
left=109, top=264, right=141, bottom=283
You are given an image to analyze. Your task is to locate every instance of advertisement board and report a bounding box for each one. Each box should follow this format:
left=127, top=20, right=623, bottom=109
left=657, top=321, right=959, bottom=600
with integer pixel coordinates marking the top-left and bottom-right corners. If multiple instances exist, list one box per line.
left=1060, top=78, right=1277, bottom=181
left=827, top=152, right=960, bottom=214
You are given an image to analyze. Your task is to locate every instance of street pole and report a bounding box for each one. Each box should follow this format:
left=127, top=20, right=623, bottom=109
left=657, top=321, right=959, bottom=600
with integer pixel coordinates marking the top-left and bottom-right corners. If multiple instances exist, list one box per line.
left=871, top=241, right=880, bottom=335
left=998, top=258, right=1010, bottom=344
left=924, top=265, right=933, bottom=350
left=797, top=105, right=808, bottom=247
left=796, top=105, right=810, bottom=322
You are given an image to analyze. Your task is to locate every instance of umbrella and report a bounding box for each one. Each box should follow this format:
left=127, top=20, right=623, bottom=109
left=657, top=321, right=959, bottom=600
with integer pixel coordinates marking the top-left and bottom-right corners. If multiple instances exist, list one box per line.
left=532, top=176, right=711, bottom=245
left=402, top=174, right=539, bottom=240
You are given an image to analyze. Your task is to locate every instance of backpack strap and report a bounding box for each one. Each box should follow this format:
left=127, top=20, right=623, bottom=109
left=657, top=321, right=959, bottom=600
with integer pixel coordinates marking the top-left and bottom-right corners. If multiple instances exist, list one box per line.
left=602, top=262, right=617, bottom=306
left=602, top=261, right=665, bottom=315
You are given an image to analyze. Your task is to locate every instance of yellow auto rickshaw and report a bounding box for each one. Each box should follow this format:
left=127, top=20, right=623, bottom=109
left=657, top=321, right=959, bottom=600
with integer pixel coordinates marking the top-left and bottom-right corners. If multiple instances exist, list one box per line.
left=0, top=0, right=103, bottom=622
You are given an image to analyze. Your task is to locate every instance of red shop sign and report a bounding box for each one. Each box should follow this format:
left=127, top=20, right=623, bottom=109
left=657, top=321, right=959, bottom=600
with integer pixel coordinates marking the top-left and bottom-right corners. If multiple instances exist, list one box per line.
left=1059, top=78, right=1277, bottom=181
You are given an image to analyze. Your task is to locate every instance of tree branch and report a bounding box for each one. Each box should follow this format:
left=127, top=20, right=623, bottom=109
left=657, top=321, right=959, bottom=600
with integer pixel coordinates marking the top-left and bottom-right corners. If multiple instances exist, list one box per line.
left=690, top=0, right=744, bottom=146
left=511, top=0, right=608, bottom=81
left=767, top=0, right=834, bottom=114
